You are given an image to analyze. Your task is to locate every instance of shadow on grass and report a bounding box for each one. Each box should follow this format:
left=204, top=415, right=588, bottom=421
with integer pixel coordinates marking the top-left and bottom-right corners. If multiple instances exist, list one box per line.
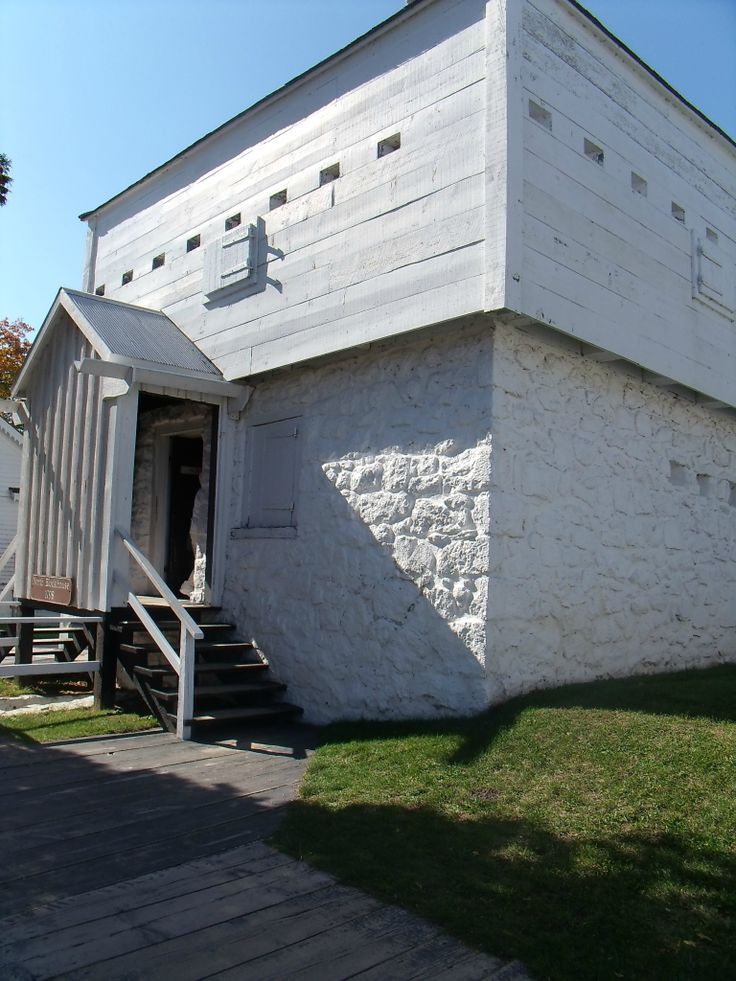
left=276, top=798, right=736, bottom=981
left=316, top=665, right=736, bottom=767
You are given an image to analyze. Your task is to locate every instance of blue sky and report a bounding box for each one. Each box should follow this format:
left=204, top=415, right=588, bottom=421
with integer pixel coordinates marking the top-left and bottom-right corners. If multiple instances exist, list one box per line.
left=2, top=0, right=735, bottom=331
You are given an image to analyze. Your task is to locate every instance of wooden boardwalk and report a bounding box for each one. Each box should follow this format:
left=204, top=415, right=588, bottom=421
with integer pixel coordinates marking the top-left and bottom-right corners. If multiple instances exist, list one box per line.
left=0, top=728, right=527, bottom=980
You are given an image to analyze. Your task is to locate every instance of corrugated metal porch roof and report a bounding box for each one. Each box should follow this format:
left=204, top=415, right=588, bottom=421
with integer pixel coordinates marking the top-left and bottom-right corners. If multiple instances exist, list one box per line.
left=64, top=289, right=220, bottom=376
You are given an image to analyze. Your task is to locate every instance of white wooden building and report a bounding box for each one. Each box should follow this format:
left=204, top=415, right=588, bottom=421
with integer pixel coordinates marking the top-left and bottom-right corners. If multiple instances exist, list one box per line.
left=9, top=0, right=736, bottom=734
left=0, top=417, right=22, bottom=594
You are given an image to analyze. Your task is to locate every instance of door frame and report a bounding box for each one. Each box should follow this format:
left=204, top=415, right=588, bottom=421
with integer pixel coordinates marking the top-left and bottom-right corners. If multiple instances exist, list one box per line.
left=150, top=422, right=204, bottom=585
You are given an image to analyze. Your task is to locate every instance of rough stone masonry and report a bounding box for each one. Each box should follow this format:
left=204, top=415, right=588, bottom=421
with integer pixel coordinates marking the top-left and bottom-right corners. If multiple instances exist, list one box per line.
left=221, top=314, right=736, bottom=724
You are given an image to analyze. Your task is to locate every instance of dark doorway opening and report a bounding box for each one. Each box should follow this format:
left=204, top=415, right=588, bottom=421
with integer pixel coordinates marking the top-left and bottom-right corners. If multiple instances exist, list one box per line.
left=165, top=436, right=203, bottom=594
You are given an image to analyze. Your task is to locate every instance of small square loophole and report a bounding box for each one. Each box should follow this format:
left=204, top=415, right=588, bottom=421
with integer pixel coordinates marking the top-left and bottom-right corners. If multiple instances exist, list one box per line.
left=631, top=172, right=647, bottom=196
left=269, top=190, right=287, bottom=210
left=225, top=213, right=241, bottom=231
left=152, top=253, right=165, bottom=270
left=583, top=138, right=604, bottom=166
left=671, top=201, right=686, bottom=223
left=121, top=270, right=133, bottom=286
left=377, top=133, right=401, bottom=158
left=528, top=100, right=552, bottom=131
left=319, top=163, right=340, bottom=186
left=95, top=285, right=105, bottom=296
left=186, top=234, right=201, bottom=252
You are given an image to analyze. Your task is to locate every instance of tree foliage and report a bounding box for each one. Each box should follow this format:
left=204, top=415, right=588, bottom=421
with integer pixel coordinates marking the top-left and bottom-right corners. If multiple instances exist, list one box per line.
left=0, top=318, right=32, bottom=398
left=0, top=154, right=12, bottom=206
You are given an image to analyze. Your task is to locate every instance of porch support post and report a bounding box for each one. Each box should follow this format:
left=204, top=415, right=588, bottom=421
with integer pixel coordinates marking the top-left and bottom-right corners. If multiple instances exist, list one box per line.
left=99, top=387, right=139, bottom=610
left=93, top=614, right=120, bottom=710
left=15, top=602, right=34, bottom=667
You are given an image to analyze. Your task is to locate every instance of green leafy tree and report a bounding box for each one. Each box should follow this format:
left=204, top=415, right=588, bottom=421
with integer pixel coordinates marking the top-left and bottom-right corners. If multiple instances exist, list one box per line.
left=0, top=154, right=12, bottom=206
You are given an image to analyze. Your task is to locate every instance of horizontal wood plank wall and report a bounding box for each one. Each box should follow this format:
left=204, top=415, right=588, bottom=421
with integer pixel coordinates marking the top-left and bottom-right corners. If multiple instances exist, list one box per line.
left=518, top=0, right=736, bottom=405
left=89, top=0, right=489, bottom=379
left=18, top=313, right=109, bottom=611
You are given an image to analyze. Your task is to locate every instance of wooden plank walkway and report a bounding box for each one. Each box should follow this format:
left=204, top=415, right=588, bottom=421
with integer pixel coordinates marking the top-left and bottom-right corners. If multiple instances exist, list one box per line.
left=0, top=727, right=528, bottom=980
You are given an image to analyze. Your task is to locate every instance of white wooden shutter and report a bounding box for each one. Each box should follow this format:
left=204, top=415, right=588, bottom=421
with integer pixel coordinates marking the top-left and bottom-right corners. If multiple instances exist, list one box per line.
left=204, top=223, right=258, bottom=298
left=248, top=418, right=300, bottom=528
left=691, top=230, right=735, bottom=317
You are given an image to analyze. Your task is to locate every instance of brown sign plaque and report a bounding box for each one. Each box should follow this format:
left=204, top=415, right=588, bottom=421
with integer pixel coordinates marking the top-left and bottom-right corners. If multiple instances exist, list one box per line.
left=30, top=574, right=74, bottom=606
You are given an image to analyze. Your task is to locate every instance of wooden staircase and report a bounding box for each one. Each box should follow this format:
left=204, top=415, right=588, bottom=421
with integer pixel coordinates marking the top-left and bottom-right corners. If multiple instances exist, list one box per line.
left=117, top=601, right=302, bottom=736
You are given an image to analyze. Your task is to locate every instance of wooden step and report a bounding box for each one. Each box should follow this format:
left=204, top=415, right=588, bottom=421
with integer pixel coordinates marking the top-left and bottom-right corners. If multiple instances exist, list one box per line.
left=133, top=662, right=268, bottom=679
left=118, top=620, right=234, bottom=635
left=180, top=703, right=303, bottom=725
left=33, top=626, right=88, bottom=636
left=147, top=681, right=287, bottom=701
left=136, top=596, right=220, bottom=610
left=134, top=598, right=221, bottom=622
left=31, top=645, right=83, bottom=656
left=195, top=642, right=257, bottom=655
left=121, top=641, right=256, bottom=657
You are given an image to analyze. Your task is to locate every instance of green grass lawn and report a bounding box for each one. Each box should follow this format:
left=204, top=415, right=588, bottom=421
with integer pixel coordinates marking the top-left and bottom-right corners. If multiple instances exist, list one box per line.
left=0, top=677, right=36, bottom=697
left=275, top=665, right=736, bottom=981
left=0, top=676, right=94, bottom=698
left=0, top=707, right=159, bottom=742
left=0, top=673, right=158, bottom=742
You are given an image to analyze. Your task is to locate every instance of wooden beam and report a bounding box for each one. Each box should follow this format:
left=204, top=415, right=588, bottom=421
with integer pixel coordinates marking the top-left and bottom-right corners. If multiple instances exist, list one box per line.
left=93, top=616, right=119, bottom=710
left=0, top=661, right=101, bottom=678
left=15, top=603, right=33, bottom=668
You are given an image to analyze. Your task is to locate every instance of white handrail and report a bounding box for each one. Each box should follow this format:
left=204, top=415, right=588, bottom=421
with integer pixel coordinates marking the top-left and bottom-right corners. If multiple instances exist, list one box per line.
left=127, top=592, right=180, bottom=674
left=117, top=529, right=202, bottom=740
left=117, top=532, right=203, bottom=641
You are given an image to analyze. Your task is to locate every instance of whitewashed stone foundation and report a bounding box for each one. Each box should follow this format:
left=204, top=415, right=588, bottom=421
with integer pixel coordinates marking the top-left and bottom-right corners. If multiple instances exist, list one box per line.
left=220, top=315, right=736, bottom=723
left=487, top=320, right=736, bottom=701
left=223, top=318, right=493, bottom=724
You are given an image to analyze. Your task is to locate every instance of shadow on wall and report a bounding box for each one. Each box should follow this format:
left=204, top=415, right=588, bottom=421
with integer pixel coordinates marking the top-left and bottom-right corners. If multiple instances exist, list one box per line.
left=224, top=322, right=496, bottom=723
left=242, top=458, right=489, bottom=723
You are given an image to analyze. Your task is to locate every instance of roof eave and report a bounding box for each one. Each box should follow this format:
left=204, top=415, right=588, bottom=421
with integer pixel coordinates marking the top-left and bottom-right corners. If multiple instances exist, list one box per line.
left=78, top=0, right=735, bottom=226
left=78, top=0, right=433, bottom=223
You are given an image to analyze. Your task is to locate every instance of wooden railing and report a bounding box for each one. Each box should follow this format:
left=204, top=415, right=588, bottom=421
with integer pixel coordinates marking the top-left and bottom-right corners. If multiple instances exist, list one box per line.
left=0, top=616, right=103, bottom=676
left=0, top=535, right=103, bottom=675
left=117, top=530, right=203, bottom=740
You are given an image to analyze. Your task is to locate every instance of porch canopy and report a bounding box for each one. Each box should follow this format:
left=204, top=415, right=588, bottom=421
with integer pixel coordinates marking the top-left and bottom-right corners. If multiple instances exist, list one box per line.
left=11, top=289, right=246, bottom=613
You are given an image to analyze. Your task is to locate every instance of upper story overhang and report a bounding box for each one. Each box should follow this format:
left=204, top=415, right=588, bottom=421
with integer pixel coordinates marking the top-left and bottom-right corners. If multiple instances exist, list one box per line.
left=76, top=0, right=736, bottom=411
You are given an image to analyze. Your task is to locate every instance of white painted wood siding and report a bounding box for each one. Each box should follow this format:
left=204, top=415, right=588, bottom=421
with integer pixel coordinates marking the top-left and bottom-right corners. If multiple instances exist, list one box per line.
left=0, top=428, right=22, bottom=592
left=87, top=0, right=489, bottom=380
left=84, top=0, right=736, bottom=406
left=16, top=313, right=110, bottom=611
left=517, top=0, right=736, bottom=405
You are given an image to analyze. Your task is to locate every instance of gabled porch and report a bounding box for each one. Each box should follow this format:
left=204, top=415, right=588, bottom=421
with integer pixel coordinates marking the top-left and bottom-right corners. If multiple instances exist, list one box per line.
left=3, top=289, right=301, bottom=738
